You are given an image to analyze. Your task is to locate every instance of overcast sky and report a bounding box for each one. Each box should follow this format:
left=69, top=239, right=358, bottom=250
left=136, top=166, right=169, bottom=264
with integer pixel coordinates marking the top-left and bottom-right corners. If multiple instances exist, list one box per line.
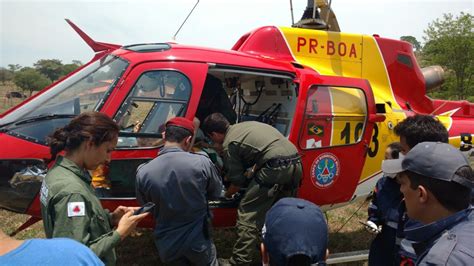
left=0, top=0, right=472, bottom=67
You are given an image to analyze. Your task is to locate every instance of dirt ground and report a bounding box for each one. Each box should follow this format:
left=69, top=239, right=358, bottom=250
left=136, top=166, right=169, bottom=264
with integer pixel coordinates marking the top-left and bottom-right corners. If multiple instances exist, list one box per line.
left=1, top=201, right=372, bottom=266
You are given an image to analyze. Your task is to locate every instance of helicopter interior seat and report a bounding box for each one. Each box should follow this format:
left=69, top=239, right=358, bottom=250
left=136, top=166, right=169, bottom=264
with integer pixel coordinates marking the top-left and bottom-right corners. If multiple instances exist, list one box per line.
left=195, top=74, right=237, bottom=125
left=239, top=104, right=291, bottom=136
left=203, top=70, right=296, bottom=136
left=236, top=83, right=296, bottom=136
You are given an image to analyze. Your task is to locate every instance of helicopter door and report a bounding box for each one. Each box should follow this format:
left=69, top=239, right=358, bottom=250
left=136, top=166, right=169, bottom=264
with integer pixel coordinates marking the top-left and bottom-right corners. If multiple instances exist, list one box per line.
left=294, top=75, right=380, bottom=205
left=96, top=61, right=208, bottom=200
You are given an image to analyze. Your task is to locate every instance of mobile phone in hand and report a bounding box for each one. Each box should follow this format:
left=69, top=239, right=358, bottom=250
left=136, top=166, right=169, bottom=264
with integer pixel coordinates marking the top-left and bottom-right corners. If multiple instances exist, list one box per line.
left=359, top=220, right=381, bottom=233
left=133, top=202, right=155, bottom=215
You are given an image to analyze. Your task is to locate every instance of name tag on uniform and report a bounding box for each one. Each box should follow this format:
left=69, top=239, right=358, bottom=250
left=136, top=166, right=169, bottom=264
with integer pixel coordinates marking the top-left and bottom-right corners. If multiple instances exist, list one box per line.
left=67, top=202, right=86, bottom=217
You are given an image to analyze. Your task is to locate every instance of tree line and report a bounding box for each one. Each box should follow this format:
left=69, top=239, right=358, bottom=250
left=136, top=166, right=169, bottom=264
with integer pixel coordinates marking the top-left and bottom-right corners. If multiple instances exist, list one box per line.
left=0, top=59, right=82, bottom=96
left=1, top=12, right=472, bottom=101
left=400, top=12, right=473, bottom=101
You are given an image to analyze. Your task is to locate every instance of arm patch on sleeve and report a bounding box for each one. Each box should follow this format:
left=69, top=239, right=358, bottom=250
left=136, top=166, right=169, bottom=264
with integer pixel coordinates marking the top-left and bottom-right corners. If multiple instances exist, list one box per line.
left=67, top=202, right=86, bottom=217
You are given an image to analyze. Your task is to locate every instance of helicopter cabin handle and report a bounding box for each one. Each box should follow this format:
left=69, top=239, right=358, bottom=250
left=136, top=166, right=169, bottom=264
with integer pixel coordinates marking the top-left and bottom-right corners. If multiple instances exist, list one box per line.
left=368, top=114, right=386, bottom=123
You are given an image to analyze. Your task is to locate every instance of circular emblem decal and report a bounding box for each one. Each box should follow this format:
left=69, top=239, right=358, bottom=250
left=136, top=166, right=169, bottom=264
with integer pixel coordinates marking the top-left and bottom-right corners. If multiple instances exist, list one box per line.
left=311, top=153, right=340, bottom=188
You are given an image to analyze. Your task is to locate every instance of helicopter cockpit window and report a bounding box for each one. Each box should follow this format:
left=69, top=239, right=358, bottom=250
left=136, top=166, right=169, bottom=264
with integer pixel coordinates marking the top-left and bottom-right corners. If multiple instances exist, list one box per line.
left=0, top=55, right=129, bottom=144
left=115, top=70, right=191, bottom=148
left=300, top=86, right=368, bottom=149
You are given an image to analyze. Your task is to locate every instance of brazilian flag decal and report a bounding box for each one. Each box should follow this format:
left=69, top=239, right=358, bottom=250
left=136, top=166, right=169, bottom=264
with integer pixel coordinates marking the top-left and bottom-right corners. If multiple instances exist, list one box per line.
left=308, top=123, right=324, bottom=136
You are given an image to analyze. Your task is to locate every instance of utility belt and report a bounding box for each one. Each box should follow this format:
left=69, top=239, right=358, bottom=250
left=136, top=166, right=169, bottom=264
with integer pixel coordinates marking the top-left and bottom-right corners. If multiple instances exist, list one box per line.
left=264, top=154, right=301, bottom=169
left=254, top=154, right=301, bottom=190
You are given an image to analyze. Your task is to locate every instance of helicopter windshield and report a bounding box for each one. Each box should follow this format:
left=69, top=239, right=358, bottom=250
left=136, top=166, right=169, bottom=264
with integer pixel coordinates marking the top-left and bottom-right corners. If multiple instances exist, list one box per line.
left=0, top=55, right=129, bottom=126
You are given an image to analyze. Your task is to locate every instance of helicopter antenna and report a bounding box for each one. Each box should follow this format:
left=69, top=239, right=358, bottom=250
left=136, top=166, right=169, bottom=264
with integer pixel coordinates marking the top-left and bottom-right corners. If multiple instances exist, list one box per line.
left=173, top=0, right=200, bottom=41
left=324, top=0, right=333, bottom=26
left=289, top=0, right=295, bottom=25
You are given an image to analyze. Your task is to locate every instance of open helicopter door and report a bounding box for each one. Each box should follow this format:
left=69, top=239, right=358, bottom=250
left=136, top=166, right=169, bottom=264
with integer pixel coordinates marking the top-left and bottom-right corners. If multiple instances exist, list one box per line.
left=292, top=74, right=382, bottom=206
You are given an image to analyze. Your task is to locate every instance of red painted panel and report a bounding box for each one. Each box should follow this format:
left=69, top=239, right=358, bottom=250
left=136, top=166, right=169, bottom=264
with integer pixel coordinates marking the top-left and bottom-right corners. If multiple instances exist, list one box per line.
left=291, top=72, right=378, bottom=205
left=233, top=26, right=294, bottom=62
left=448, top=117, right=474, bottom=137
left=0, top=133, right=49, bottom=159
left=375, top=37, right=433, bottom=113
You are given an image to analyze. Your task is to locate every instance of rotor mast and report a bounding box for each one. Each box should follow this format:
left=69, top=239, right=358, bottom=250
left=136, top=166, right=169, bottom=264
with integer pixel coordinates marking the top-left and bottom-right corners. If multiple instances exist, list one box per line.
left=292, top=0, right=340, bottom=32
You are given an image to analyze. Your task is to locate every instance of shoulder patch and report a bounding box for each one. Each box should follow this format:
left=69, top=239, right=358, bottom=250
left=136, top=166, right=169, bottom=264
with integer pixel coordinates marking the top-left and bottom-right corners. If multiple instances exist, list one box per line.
left=40, top=181, right=49, bottom=206
left=67, top=202, right=86, bottom=217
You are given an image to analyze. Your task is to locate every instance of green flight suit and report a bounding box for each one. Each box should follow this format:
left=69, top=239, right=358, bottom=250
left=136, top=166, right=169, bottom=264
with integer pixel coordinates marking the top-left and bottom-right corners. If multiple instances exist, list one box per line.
left=40, top=157, right=121, bottom=266
left=223, top=122, right=303, bottom=265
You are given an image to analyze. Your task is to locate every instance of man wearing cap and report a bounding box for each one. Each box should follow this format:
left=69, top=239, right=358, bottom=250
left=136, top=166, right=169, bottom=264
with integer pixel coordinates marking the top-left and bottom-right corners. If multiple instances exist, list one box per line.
left=392, top=114, right=449, bottom=264
left=382, top=142, right=474, bottom=265
left=135, top=117, right=223, bottom=265
left=202, top=113, right=302, bottom=265
left=261, top=198, right=328, bottom=266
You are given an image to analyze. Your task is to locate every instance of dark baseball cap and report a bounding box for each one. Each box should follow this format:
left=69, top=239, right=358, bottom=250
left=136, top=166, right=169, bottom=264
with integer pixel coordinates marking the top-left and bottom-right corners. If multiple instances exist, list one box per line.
left=262, top=198, right=328, bottom=266
left=382, top=142, right=472, bottom=188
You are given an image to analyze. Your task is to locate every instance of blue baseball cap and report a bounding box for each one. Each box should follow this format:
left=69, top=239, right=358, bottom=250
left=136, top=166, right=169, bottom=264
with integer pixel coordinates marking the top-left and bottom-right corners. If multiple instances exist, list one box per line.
left=262, top=198, right=328, bottom=265
left=382, top=142, right=472, bottom=188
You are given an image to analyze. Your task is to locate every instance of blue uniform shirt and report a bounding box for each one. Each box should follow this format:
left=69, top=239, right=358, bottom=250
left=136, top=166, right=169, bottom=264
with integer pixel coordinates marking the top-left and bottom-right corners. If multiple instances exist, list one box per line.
left=0, top=238, right=104, bottom=265
left=404, top=207, right=474, bottom=265
left=368, top=176, right=405, bottom=265
left=368, top=176, right=403, bottom=228
left=135, top=146, right=223, bottom=262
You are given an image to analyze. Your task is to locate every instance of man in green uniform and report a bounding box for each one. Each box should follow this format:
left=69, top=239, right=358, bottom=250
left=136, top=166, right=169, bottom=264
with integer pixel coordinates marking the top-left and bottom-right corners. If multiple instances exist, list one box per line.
left=202, top=113, right=303, bottom=265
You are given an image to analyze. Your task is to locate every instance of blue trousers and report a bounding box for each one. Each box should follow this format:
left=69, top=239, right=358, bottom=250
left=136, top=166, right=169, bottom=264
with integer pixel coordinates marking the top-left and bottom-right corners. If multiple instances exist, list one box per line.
left=369, top=226, right=399, bottom=266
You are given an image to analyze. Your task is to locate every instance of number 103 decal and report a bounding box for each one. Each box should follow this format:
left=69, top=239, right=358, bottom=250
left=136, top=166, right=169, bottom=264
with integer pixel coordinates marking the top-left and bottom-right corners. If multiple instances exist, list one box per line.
left=339, top=122, right=379, bottom=157
left=367, top=124, right=379, bottom=157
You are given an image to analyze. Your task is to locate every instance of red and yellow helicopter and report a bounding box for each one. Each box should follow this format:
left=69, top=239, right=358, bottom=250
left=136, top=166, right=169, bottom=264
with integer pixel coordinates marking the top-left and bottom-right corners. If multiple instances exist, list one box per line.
left=1, top=1, right=473, bottom=233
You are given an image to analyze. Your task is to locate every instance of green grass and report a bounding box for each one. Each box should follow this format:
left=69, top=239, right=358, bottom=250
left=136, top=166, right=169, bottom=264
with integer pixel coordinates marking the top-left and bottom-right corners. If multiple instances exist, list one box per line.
left=0, top=83, right=26, bottom=114
left=1, top=201, right=372, bottom=265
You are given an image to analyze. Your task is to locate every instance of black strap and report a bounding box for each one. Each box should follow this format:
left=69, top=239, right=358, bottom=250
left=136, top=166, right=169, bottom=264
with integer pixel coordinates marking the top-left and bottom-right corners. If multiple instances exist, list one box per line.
left=265, top=154, right=301, bottom=168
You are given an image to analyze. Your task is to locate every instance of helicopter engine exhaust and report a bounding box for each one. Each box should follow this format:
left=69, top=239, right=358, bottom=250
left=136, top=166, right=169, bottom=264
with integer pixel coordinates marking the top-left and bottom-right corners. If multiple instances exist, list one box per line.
left=422, top=66, right=445, bottom=91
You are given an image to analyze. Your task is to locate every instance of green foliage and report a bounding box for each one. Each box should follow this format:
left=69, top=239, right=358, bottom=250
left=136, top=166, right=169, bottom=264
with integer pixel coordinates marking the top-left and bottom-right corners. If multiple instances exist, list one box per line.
left=422, top=12, right=474, bottom=100
left=7, top=64, right=22, bottom=73
left=33, top=59, right=82, bottom=81
left=0, top=67, right=14, bottom=84
left=400, top=35, right=421, bottom=51
left=3, top=60, right=82, bottom=92
left=60, top=63, right=81, bottom=78
left=13, top=67, right=52, bottom=96
left=72, top=60, right=83, bottom=66
left=34, top=59, right=63, bottom=81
